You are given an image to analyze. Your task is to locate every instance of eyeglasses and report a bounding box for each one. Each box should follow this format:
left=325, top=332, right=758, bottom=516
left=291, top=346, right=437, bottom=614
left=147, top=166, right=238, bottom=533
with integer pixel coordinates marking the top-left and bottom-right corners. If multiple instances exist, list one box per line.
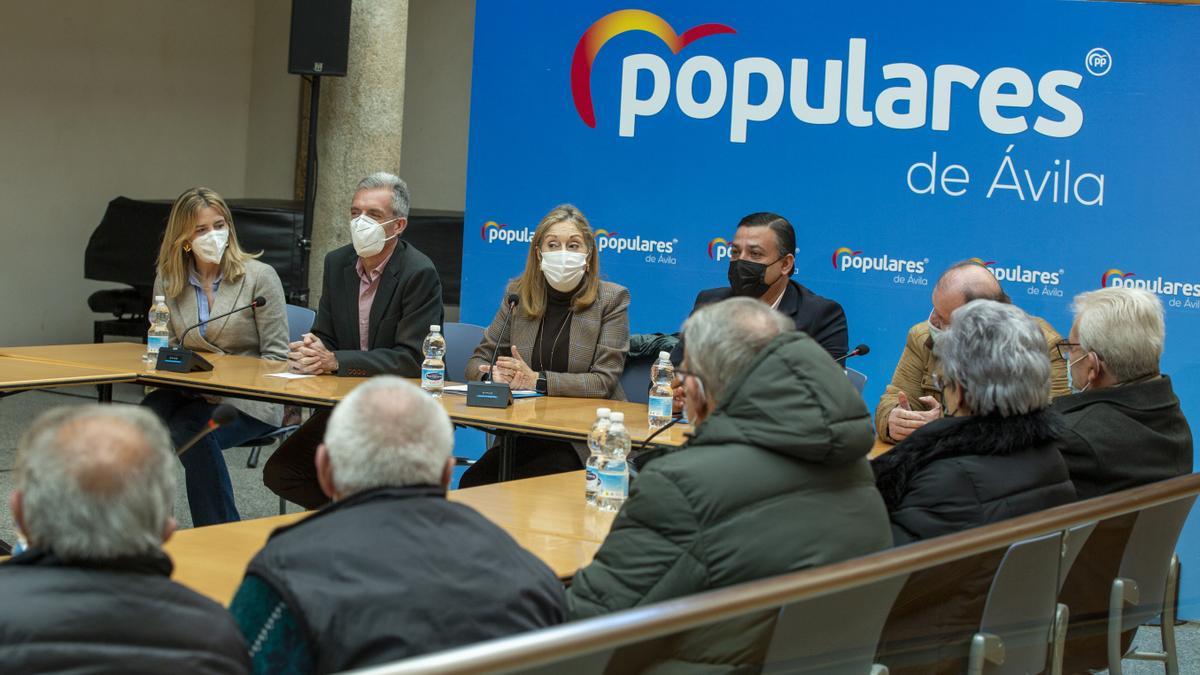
left=1055, top=340, right=1081, bottom=361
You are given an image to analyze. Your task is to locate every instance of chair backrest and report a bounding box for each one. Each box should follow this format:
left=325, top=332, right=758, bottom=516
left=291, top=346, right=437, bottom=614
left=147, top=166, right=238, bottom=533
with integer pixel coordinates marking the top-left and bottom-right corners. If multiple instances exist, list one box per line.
left=1057, top=521, right=1097, bottom=592
left=764, top=573, right=908, bottom=674
left=286, top=304, right=316, bottom=343
left=443, top=322, right=486, bottom=383
left=844, top=368, right=867, bottom=395
left=1114, top=495, right=1196, bottom=631
left=977, top=532, right=1064, bottom=674
left=620, top=357, right=653, bottom=405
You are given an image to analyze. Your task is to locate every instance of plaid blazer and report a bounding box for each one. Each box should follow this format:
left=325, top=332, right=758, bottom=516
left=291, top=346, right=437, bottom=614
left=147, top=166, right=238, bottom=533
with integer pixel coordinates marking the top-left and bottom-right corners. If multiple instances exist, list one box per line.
left=466, top=280, right=630, bottom=400
left=153, top=259, right=289, bottom=426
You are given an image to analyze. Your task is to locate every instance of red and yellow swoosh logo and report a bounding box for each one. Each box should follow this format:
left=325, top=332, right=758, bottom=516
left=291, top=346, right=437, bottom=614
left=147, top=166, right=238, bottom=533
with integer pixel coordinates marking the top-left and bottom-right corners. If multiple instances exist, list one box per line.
left=832, top=247, right=862, bottom=269
left=481, top=220, right=504, bottom=241
left=1101, top=268, right=1134, bottom=287
left=707, top=237, right=729, bottom=259
left=593, top=228, right=618, bottom=238
left=570, top=10, right=736, bottom=128
left=968, top=257, right=997, bottom=267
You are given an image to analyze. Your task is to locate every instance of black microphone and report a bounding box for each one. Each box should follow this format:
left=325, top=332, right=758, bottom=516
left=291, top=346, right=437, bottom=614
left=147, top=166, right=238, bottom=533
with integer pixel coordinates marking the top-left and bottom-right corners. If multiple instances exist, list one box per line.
left=629, top=416, right=686, bottom=474
left=468, top=294, right=519, bottom=408
left=175, top=404, right=239, bottom=457
left=835, top=343, right=870, bottom=364
left=156, top=296, right=268, bottom=373
left=485, top=294, right=520, bottom=382
left=178, top=295, right=268, bottom=347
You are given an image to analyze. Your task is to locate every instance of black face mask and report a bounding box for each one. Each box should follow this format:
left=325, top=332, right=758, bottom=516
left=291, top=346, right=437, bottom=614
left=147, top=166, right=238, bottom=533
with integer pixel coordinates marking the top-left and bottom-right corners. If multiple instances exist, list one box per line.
left=727, top=258, right=781, bottom=298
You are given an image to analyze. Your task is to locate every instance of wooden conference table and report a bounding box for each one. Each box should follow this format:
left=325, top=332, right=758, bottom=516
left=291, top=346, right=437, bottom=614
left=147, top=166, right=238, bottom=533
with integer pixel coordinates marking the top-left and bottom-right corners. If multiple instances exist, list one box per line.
left=164, top=471, right=614, bottom=605
left=0, top=343, right=693, bottom=474
left=0, top=355, right=135, bottom=398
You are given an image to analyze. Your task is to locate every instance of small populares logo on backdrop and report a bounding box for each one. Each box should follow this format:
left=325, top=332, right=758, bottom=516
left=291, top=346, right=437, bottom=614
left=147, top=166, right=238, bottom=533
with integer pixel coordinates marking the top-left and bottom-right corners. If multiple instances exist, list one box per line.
left=707, top=237, right=731, bottom=260
left=570, top=9, right=736, bottom=128
left=1101, top=268, right=1134, bottom=287
left=831, top=247, right=862, bottom=270
left=593, top=228, right=618, bottom=239
left=967, top=257, right=997, bottom=268
left=481, top=220, right=535, bottom=245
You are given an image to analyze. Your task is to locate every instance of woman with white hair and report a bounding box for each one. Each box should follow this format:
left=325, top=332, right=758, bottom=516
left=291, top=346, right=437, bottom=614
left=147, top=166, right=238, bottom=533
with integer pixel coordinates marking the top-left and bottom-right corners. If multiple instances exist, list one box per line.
left=872, top=299, right=1076, bottom=544
left=872, top=300, right=1077, bottom=675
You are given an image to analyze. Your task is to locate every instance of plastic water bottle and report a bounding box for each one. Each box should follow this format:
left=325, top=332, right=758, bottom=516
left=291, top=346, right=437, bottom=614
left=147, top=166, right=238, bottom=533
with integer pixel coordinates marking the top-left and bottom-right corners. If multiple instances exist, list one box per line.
left=597, top=412, right=630, bottom=512
left=421, top=325, right=446, bottom=397
left=648, top=351, right=674, bottom=429
left=585, top=407, right=612, bottom=507
left=145, top=295, right=170, bottom=364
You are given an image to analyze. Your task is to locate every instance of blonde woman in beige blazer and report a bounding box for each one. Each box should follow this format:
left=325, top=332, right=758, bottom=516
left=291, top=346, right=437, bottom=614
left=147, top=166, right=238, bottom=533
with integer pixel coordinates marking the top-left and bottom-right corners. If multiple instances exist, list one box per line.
left=141, top=188, right=288, bottom=526
left=461, top=204, right=630, bottom=486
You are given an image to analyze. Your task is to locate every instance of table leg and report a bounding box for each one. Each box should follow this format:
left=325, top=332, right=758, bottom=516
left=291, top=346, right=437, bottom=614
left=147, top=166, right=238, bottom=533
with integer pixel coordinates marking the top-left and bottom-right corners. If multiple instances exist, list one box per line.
left=498, top=432, right=516, bottom=482
left=98, top=384, right=112, bottom=403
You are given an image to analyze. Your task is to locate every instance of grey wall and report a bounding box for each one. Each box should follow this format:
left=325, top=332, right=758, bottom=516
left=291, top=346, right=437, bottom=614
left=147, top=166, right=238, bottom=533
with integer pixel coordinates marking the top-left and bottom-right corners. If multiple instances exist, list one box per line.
left=0, top=0, right=299, bottom=346
left=400, top=0, right=475, bottom=211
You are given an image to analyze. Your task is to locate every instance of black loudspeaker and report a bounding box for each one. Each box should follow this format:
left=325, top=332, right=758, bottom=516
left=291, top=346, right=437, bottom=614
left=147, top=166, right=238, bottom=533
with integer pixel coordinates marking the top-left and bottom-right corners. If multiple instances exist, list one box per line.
left=288, top=0, right=352, bottom=76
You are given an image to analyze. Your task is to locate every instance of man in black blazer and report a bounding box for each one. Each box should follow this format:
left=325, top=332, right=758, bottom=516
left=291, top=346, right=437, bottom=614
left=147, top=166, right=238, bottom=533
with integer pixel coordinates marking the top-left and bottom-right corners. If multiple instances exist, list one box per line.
left=671, top=212, right=848, bottom=364
left=265, top=172, right=444, bottom=509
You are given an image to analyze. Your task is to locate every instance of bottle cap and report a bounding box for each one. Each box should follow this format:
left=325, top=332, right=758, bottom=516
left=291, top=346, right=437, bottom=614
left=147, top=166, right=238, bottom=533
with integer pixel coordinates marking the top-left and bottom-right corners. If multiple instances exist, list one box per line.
left=659, top=351, right=670, bottom=360
left=610, top=412, right=625, bottom=423
left=597, top=407, right=611, bottom=417
left=430, top=325, right=440, bottom=332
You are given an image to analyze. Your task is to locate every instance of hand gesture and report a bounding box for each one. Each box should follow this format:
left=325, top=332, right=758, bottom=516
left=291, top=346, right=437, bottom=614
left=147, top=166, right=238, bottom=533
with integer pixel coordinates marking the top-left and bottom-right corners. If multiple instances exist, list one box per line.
left=886, top=391, right=943, bottom=441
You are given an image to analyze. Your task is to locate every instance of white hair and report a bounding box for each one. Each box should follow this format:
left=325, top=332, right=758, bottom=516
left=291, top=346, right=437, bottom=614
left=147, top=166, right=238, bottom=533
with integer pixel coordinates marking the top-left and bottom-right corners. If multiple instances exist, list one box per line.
left=681, top=297, right=793, bottom=403
left=17, top=404, right=175, bottom=560
left=1072, top=287, right=1164, bottom=382
left=355, top=171, right=410, bottom=218
left=323, top=376, right=453, bottom=495
left=935, top=300, right=1051, bottom=417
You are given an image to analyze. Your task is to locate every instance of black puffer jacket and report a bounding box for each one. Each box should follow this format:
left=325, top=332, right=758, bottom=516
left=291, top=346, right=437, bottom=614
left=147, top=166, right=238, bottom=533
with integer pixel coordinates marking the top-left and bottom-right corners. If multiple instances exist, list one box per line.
left=872, top=411, right=1077, bottom=675
left=873, top=412, right=1077, bottom=545
left=0, top=549, right=250, bottom=674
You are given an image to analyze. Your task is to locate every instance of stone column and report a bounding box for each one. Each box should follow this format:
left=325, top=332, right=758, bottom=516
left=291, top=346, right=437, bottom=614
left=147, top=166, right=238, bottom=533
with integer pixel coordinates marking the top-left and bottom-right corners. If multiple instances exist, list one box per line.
left=308, top=0, right=410, bottom=304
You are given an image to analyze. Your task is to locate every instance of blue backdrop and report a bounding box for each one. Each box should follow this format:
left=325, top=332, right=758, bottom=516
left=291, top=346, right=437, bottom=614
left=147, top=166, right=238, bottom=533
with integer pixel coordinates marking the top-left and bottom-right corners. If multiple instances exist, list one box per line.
left=463, top=0, right=1200, bottom=613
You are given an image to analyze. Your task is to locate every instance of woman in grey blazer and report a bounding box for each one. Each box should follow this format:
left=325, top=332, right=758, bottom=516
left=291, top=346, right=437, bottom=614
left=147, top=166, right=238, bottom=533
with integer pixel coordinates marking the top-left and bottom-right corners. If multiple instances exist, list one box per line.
left=141, top=188, right=288, bottom=526
left=462, top=204, right=630, bottom=486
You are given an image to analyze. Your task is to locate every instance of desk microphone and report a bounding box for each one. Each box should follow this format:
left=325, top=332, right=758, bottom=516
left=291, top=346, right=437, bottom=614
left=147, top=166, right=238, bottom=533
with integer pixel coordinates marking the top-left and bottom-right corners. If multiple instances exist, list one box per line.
left=485, top=294, right=520, bottom=381
left=468, top=294, right=519, bottom=408
left=835, top=343, right=870, bottom=364
left=156, top=296, right=268, bottom=373
left=179, top=296, right=268, bottom=347
left=175, top=404, right=238, bottom=457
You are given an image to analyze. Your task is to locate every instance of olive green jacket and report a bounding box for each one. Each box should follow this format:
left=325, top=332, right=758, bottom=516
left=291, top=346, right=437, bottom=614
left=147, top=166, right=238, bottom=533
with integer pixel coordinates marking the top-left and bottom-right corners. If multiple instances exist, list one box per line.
left=566, top=331, right=892, bottom=673
left=874, top=316, right=1069, bottom=441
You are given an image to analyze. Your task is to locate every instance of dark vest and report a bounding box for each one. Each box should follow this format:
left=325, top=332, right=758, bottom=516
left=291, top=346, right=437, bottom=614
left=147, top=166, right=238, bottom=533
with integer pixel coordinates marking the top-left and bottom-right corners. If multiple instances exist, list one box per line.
left=0, top=549, right=250, bottom=674
left=247, top=485, right=566, bottom=674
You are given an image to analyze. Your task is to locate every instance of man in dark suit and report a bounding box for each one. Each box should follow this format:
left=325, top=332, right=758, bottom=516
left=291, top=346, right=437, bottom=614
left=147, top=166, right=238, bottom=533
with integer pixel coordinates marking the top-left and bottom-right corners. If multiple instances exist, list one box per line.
left=264, top=171, right=444, bottom=509
left=671, top=212, right=848, bottom=365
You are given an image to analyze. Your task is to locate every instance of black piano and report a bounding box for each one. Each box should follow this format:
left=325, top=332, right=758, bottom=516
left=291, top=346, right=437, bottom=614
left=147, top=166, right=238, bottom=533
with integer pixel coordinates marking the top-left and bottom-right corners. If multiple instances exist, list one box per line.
left=84, top=196, right=463, bottom=342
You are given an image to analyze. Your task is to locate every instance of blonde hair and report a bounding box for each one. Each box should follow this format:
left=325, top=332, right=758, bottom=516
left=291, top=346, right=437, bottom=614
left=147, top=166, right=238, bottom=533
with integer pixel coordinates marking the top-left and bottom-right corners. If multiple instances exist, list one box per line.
left=1073, top=286, right=1164, bottom=382
left=514, top=204, right=600, bottom=320
left=155, top=187, right=260, bottom=298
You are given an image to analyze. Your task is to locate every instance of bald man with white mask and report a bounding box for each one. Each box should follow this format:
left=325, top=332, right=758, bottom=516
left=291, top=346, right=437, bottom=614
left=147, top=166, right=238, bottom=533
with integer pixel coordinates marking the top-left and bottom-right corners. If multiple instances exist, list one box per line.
left=875, top=260, right=1070, bottom=442
left=0, top=405, right=250, bottom=673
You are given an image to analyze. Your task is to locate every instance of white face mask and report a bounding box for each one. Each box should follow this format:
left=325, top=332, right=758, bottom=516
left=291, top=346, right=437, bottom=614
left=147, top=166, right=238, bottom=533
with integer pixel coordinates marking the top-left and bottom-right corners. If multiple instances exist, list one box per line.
left=350, top=214, right=399, bottom=257
left=191, top=229, right=229, bottom=264
left=540, top=250, right=588, bottom=292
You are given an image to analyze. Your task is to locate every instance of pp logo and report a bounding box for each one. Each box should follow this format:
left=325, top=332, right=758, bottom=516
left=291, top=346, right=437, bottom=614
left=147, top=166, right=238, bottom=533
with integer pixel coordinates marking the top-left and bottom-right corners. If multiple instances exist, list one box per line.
left=1085, top=48, right=1111, bottom=77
